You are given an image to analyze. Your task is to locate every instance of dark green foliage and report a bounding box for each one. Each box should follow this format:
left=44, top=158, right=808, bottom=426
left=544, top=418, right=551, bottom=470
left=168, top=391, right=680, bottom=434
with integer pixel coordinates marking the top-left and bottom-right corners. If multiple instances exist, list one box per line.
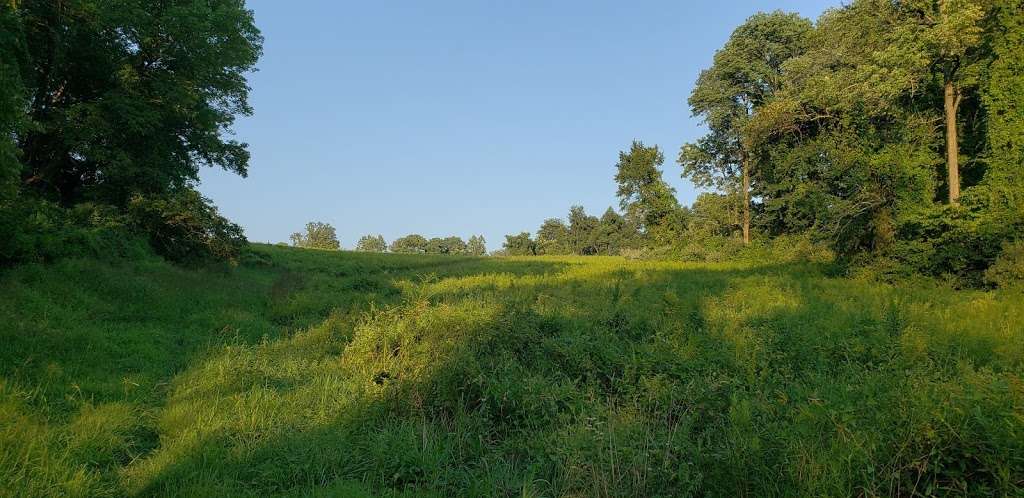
left=0, top=197, right=147, bottom=265
left=0, top=3, right=26, bottom=206
left=675, top=2, right=1024, bottom=284
left=355, top=234, right=388, bottom=253
left=16, top=0, right=262, bottom=206
left=502, top=231, right=536, bottom=256
left=389, top=234, right=476, bottom=255
left=519, top=206, right=641, bottom=257
left=985, top=241, right=1024, bottom=289
left=1, top=0, right=261, bottom=266
left=128, top=190, right=247, bottom=264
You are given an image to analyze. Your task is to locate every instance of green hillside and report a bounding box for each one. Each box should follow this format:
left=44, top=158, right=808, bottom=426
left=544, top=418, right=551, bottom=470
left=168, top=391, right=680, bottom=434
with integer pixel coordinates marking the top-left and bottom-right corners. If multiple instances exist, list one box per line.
left=2, top=245, right=1021, bottom=497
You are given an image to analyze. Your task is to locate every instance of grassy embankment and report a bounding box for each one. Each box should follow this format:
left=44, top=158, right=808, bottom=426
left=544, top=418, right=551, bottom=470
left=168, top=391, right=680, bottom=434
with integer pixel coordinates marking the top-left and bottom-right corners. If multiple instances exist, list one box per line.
left=1, top=244, right=1021, bottom=497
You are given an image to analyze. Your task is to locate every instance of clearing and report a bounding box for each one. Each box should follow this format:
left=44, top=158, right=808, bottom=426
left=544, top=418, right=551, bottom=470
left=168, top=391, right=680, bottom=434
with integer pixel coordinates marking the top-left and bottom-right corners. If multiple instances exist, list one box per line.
left=1, top=245, right=1021, bottom=497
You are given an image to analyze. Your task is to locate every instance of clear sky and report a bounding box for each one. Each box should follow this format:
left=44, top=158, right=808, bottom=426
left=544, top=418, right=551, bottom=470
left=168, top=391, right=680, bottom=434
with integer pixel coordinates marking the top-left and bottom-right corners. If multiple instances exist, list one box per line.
left=199, top=0, right=837, bottom=251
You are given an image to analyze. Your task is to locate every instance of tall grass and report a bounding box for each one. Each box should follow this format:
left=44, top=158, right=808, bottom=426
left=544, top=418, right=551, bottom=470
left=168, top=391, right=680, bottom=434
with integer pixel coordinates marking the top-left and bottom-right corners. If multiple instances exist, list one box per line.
left=1, top=245, right=1021, bottom=496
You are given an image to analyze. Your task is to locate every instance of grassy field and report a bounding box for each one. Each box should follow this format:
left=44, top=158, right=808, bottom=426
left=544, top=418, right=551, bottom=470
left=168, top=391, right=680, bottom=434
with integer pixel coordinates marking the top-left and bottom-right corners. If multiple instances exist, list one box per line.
left=1, top=245, right=1022, bottom=497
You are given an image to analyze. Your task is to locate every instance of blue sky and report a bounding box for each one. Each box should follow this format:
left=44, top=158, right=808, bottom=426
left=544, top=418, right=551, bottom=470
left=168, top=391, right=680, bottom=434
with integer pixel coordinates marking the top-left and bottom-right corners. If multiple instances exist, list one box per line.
left=199, top=0, right=837, bottom=251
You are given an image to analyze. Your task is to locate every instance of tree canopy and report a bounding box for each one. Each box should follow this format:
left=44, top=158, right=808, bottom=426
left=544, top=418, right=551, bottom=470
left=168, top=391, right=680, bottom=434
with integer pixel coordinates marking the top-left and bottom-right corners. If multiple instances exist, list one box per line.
left=291, top=222, right=340, bottom=250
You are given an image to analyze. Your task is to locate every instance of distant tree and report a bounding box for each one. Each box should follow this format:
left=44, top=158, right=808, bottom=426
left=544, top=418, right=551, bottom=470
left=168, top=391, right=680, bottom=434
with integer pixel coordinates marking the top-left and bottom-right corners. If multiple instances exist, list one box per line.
left=290, top=222, right=340, bottom=250
left=567, top=206, right=600, bottom=255
left=425, top=237, right=446, bottom=254
left=503, top=232, right=537, bottom=256
left=467, top=235, right=487, bottom=256
left=442, top=236, right=467, bottom=255
left=615, top=141, right=683, bottom=244
left=390, top=234, right=429, bottom=254
left=592, top=207, right=637, bottom=255
left=537, top=218, right=570, bottom=255
left=356, top=234, right=387, bottom=253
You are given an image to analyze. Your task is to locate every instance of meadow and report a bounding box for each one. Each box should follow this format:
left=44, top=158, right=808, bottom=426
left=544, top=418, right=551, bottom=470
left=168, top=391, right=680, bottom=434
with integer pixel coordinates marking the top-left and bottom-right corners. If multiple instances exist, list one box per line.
left=1, top=244, right=1022, bottom=497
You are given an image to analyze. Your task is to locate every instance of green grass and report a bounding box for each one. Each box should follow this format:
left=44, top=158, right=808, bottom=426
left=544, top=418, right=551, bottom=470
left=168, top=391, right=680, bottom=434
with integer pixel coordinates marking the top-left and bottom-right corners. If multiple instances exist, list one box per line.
left=1, top=244, right=1021, bottom=497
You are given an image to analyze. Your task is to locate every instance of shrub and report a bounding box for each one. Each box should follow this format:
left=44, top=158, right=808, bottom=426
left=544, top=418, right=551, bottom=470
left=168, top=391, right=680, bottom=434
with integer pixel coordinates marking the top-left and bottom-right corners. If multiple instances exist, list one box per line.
left=127, top=190, right=246, bottom=265
left=985, top=241, right=1024, bottom=289
left=0, top=198, right=145, bottom=265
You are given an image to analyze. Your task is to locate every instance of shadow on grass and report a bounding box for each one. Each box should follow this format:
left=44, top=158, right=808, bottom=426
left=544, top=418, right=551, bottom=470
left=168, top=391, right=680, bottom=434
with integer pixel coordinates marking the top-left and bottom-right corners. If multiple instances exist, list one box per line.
left=125, top=259, right=845, bottom=496
left=19, top=247, right=1013, bottom=497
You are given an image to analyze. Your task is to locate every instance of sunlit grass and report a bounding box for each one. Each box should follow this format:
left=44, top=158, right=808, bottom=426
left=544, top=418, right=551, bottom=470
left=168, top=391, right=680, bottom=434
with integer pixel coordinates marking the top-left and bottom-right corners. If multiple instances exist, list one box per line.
left=1, top=245, right=1021, bottom=496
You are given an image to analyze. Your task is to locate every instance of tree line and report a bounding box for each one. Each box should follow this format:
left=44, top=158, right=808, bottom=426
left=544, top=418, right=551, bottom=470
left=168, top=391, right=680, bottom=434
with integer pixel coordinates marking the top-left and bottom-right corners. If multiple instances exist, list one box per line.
left=288, top=221, right=487, bottom=256
left=505, top=1, right=1024, bottom=287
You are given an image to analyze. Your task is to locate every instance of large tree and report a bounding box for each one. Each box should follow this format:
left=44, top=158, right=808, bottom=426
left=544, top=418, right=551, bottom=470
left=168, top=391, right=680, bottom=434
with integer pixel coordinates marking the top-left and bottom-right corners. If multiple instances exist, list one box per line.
left=896, top=0, right=993, bottom=205
left=14, top=0, right=262, bottom=206
left=680, top=11, right=813, bottom=244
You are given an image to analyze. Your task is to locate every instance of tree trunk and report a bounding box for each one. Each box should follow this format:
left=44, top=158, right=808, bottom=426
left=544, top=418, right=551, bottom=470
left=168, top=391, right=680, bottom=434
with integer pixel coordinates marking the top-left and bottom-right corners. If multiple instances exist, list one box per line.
left=944, top=80, right=961, bottom=205
left=741, top=153, right=751, bottom=245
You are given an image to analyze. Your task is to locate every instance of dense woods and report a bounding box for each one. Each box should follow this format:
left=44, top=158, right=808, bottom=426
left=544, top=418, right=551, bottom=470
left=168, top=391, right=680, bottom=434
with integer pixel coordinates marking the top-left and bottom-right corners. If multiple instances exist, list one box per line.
left=506, top=1, right=1024, bottom=288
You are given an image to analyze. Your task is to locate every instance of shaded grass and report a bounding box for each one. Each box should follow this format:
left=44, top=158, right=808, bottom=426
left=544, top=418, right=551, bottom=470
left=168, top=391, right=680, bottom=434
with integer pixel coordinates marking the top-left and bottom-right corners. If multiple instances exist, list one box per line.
left=1, top=244, right=1021, bottom=496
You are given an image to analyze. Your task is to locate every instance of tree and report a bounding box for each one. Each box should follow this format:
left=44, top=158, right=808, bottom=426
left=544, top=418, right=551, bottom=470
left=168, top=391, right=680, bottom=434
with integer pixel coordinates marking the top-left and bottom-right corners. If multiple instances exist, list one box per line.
left=680, top=12, right=813, bottom=244
left=688, top=193, right=741, bottom=237
left=390, top=234, right=428, bottom=254
left=898, top=0, right=992, bottom=204
left=615, top=141, right=682, bottom=244
left=567, top=205, right=599, bottom=255
left=592, top=207, right=636, bottom=255
left=503, top=232, right=537, bottom=256
left=0, top=2, right=24, bottom=204
left=14, top=0, right=263, bottom=207
left=290, top=222, right=340, bottom=250
left=442, top=236, right=467, bottom=255
left=537, top=218, right=570, bottom=255
left=356, top=234, right=387, bottom=253
left=467, top=235, right=487, bottom=256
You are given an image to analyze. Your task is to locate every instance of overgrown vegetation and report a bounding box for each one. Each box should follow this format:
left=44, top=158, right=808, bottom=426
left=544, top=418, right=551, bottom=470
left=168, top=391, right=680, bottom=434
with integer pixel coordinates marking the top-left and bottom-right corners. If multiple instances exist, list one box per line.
left=2, top=245, right=1021, bottom=497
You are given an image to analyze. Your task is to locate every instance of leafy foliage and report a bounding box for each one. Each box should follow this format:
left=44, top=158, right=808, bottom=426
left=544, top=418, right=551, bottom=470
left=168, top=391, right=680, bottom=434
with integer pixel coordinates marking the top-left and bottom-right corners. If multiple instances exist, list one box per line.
left=290, top=221, right=340, bottom=250
left=502, top=232, right=537, bottom=256
left=355, top=234, right=388, bottom=253
left=16, top=0, right=263, bottom=206
left=615, top=141, right=684, bottom=244
left=390, top=234, right=429, bottom=254
left=128, top=190, right=247, bottom=264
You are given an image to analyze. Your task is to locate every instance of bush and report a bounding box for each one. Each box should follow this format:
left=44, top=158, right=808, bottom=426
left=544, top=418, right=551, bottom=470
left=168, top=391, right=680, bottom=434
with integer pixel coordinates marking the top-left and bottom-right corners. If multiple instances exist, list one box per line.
left=985, top=241, right=1024, bottom=289
left=127, top=190, right=246, bottom=265
left=0, top=198, right=145, bottom=265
